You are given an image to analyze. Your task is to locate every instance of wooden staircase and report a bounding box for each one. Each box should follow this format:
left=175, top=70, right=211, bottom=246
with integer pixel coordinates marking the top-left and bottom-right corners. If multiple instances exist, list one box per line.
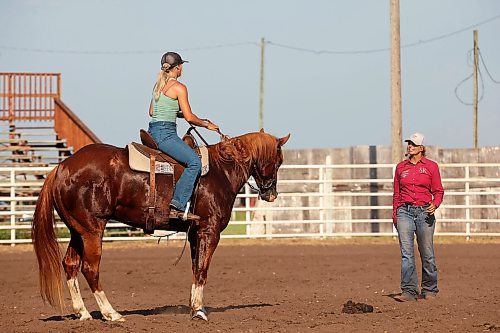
left=0, top=73, right=102, bottom=228
left=0, top=73, right=101, bottom=167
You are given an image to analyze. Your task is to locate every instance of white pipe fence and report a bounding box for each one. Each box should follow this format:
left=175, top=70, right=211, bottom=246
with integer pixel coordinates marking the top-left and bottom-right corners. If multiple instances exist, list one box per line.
left=1, top=163, right=499, bottom=245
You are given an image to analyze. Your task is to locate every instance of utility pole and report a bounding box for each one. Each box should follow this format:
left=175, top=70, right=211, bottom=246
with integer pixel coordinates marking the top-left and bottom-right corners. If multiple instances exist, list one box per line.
left=390, top=0, right=403, bottom=163
left=473, top=30, right=479, bottom=149
left=259, top=37, right=265, bottom=130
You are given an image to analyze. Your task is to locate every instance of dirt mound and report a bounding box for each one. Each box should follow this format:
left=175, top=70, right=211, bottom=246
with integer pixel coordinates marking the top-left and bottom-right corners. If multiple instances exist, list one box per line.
left=342, top=300, right=374, bottom=314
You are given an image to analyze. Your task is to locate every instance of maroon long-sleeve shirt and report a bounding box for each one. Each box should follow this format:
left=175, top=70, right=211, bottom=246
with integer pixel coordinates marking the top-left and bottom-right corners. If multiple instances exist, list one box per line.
left=393, top=157, right=444, bottom=223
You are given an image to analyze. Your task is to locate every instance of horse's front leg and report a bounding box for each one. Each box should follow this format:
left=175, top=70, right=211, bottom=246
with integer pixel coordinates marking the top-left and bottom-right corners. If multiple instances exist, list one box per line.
left=188, top=227, right=220, bottom=321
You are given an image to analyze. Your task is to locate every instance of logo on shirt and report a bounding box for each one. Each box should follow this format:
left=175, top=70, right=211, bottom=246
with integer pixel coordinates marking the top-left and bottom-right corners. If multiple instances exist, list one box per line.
left=419, top=167, right=428, bottom=174
left=401, top=170, right=409, bottom=178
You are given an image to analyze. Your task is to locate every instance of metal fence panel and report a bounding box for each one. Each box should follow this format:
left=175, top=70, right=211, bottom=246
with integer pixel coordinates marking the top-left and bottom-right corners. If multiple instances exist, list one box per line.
left=1, top=163, right=499, bottom=245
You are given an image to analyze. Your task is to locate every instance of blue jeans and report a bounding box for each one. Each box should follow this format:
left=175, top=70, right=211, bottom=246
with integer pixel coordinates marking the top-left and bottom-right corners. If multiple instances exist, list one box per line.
left=396, top=204, right=439, bottom=299
left=148, top=121, right=201, bottom=211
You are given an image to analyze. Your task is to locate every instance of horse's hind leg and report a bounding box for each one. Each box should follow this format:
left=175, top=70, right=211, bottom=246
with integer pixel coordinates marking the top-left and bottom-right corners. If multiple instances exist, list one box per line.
left=79, top=228, right=124, bottom=322
left=62, top=232, right=92, bottom=320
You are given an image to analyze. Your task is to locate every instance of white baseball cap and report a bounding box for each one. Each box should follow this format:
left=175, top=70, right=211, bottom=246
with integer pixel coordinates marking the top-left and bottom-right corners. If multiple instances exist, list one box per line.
left=404, top=132, right=425, bottom=146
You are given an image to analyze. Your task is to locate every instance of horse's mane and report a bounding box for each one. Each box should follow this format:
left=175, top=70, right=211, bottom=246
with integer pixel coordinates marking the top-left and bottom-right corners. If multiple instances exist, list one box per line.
left=211, top=132, right=279, bottom=177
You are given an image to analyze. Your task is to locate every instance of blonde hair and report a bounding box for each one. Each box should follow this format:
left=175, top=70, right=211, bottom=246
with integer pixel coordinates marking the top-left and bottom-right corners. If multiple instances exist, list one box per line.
left=153, top=68, right=176, bottom=101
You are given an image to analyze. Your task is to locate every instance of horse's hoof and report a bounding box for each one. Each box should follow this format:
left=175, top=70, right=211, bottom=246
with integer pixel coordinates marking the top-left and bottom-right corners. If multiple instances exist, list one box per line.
left=112, top=315, right=125, bottom=322
left=103, top=312, right=125, bottom=322
left=78, top=312, right=92, bottom=321
left=191, top=310, right=208, bottom=321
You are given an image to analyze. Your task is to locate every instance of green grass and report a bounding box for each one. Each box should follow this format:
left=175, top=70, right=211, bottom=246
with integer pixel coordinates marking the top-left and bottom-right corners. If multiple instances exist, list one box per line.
left=0, top=230, right=11, bottom=240
left=222, top=224, right=247, bottom=235
left=0, top=227, right=75, bottom=241
left=1, top=210, right=251, bottom=240
left=221, top=211, right=249, bottom=235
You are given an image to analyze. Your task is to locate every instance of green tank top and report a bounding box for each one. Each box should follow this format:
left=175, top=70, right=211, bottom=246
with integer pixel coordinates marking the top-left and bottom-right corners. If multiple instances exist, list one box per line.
left=150, top=90, right=179, bottom=123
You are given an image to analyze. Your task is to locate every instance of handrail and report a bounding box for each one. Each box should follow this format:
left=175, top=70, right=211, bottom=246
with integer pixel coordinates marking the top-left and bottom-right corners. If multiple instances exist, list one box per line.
left=54, top=98, right=101, bottom=151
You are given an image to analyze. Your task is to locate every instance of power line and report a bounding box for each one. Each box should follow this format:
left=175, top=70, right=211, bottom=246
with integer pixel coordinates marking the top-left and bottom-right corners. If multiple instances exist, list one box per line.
left=1, top=12, right=499, bottom=55
left=454, top=47, right=500, bottom=106
left=268, top=12, right=500, bottom=55
left=0, top=42, right=258, bottom=55
left=454, top=65, right=485, bottom=106
left=400, top=13, right=500, bottom=48
left=267, top=41, right=388, bottom=55
left=479, top=50, right=500, bottom=84
left=454, top=72, right=484, bottom=106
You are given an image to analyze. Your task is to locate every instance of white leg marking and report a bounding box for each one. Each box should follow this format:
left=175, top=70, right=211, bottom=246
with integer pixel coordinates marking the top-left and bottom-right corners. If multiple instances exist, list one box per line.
left=190, top=283, right=196, bottom=307
left=190, top=285, right=205, bottom=311
left=66, top=278, right=92, bottom=320
left=93, top=290, right=124, bottom=321
left=190, top=284, right=208, bottom=320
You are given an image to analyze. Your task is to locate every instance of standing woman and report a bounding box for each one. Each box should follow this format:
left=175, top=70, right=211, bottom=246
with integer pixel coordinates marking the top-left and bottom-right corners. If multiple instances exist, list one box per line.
left=148, top=52, right=219, bottom=220
left=392, top=132, right=444, bottom=301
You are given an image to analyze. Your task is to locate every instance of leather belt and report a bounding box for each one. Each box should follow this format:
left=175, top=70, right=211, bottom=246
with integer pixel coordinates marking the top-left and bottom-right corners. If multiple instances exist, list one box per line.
left=403, top=202, right=429, bottom=207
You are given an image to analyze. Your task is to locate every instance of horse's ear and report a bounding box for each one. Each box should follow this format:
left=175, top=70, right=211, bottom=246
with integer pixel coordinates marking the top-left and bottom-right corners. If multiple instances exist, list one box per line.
left=278, top=133, right=290, bottom=146
left=260, top=128, right=265, bottom=133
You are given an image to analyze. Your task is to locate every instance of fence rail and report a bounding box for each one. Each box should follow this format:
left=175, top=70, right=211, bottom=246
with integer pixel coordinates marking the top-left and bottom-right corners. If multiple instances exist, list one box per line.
left=1, top=163, right=499, bottom=245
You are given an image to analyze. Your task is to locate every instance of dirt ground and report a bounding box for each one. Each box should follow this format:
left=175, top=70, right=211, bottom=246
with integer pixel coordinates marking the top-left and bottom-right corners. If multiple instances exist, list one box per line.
left=0, top=238, right=499, bottom=332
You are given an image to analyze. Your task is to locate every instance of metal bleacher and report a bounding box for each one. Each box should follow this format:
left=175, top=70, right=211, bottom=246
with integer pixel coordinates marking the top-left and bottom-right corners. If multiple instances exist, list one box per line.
left=0, top=127, right=73, bottom=167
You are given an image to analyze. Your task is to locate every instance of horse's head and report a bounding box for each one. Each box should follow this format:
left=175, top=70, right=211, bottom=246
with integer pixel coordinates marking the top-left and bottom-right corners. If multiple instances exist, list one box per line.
left=250, top=129, right=290, bottom=202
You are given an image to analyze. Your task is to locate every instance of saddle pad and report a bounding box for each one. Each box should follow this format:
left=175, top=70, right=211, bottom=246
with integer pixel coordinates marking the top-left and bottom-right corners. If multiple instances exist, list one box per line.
left=199, top=145, right=209, bottom=176
left=128, top=144, right=174, bottom=174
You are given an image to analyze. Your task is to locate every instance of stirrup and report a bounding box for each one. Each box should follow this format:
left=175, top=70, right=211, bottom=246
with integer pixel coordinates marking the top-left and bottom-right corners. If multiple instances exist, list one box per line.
left=151, top=230, right=171, bottom=237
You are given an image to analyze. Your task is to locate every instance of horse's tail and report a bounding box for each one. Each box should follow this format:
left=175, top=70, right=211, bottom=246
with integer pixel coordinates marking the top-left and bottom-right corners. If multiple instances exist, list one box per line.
left=31, top=166, right=64, bottom=311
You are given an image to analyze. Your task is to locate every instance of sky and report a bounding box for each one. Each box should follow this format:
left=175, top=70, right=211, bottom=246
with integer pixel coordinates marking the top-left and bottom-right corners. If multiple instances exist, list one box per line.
left=1, top=0, right=499, bottom=149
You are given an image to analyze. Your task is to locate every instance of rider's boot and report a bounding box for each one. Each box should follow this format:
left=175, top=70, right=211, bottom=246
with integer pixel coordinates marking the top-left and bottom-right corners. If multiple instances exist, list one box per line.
left=169, top=205, right=200, bottom=222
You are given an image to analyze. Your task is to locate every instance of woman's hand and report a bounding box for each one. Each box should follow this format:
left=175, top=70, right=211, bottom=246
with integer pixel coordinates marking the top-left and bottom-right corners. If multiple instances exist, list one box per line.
left=206, top=121, right=219, bottom=132
left=425, top=202, right=437, bottom=215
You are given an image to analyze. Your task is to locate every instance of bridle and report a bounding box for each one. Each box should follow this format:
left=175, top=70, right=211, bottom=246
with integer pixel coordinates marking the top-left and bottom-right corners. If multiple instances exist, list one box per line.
left=247, top=159, right=278, bottom=197
left=188, top=124, right=279, bottom=197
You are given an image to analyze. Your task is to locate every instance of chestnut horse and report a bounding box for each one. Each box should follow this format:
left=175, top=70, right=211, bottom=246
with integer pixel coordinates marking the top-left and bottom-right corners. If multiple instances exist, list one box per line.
left=31, top=130, right=290, bottom=321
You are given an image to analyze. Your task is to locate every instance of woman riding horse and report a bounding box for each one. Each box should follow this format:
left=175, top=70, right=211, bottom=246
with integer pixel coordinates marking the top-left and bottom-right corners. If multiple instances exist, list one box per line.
left=149, top=52, right=219, bottom=220
left=32, top=129, right=290, bottom=321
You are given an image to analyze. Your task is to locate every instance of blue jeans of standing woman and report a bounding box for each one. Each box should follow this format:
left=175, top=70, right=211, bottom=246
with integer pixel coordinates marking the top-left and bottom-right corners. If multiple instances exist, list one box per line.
left=396, top=204, right=439, bottom=299
left=148, top=121, right=201, bottom=211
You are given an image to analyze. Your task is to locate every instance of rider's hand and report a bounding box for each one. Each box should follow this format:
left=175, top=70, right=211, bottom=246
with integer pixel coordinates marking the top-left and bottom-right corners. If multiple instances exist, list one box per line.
left=206, top=121, right=219, bottom=132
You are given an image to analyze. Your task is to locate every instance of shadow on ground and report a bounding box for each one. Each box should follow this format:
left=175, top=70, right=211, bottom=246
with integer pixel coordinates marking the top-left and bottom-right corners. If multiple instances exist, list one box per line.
left=42, top=303, right=274, bottom=321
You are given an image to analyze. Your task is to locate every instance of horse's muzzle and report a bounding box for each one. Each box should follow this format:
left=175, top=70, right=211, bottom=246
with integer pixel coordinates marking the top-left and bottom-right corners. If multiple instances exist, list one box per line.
left=260, top=187, right=278, bottom=202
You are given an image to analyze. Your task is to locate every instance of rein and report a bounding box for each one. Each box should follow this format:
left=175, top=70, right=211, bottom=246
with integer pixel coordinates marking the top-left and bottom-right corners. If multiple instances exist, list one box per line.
left=246, top=180, right=260, bottom=193
left=187, top=122, right=229, bottom=147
